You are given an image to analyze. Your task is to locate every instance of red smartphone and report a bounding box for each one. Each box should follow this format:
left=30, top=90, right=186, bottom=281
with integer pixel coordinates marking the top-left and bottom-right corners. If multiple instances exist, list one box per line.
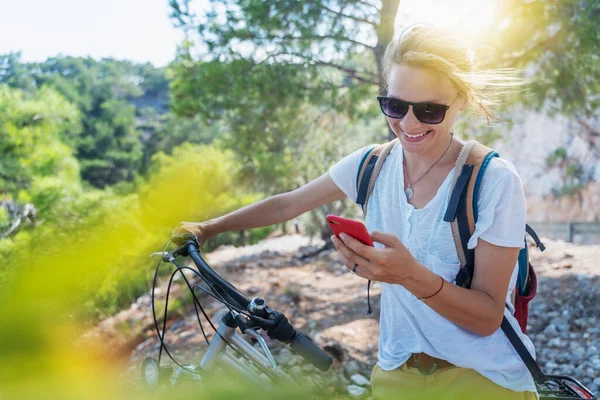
left=326, top=214, right=374, bottom=246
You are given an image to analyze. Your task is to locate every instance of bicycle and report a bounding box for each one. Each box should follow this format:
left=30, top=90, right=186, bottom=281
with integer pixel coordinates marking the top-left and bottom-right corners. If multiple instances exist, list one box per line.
left=141, top=233, right=333, bottom=393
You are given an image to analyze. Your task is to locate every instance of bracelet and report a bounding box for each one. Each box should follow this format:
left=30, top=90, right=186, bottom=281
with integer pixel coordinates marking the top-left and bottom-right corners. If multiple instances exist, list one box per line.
left=418, top=276, right=445, bottom=301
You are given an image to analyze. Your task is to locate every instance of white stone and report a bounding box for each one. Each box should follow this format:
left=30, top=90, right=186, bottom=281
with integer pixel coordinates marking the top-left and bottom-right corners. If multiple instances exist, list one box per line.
left=347, top=385, right=367, bottom=397
left=350, top=373, right=370, bottom=386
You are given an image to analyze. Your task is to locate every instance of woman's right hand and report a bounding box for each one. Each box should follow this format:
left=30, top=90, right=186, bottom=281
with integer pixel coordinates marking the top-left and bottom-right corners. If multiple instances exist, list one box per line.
left=173, top=221, right=210, bottom=247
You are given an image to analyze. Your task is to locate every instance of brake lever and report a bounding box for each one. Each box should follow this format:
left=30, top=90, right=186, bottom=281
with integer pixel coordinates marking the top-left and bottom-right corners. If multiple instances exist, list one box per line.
left=149, top=251, right=174, bottom=262
left=247, top=308, right=285, bottom=330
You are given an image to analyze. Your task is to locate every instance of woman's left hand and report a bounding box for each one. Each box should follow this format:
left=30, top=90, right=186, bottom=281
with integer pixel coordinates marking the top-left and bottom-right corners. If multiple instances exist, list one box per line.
left=331, top=231, right=421, bottom=284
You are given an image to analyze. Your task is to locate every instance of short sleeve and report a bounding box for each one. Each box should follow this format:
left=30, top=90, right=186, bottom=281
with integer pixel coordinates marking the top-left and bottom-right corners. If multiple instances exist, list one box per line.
left=467, top=158, right=527, bottom=250
left=328, top=145, right=377, bottom=202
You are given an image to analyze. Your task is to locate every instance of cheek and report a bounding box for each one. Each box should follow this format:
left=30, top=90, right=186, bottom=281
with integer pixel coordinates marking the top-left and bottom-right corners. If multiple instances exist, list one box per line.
left=432, top=109, right=461, bottom=132
left=386, top=117, right=399, bottom=130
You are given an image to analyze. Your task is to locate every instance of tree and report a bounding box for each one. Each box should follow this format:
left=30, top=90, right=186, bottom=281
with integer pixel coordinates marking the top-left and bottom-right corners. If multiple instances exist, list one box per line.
left=482, top=0, right=600, bottom=194
left=0, top=86, right=82, bottom=236
left=169, top=0, right=400, bottom=192
left=0, top=55, right=173, bottom=188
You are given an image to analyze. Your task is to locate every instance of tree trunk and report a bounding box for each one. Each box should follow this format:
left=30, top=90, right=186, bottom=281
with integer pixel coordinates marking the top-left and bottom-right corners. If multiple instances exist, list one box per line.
left=374, top=0, right=401, bottom=140
left=374, top=0, right=400, bottom=90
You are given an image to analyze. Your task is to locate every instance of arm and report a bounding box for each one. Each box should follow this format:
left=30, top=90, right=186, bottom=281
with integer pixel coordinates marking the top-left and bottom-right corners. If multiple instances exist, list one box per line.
left=402, top=238, right=519, bottom=336
left=332, top=233, right=519, bottom=337
left=183, top=172, right=346, bottom=240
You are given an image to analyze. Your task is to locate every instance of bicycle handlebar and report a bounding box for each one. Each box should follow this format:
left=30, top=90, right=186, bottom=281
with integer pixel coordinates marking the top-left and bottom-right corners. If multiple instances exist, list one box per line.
left=290, top=333, right=333, bottom=372
left=176, top=239, right=332, bottom=372
left=187, top=243, right=251, bottom=310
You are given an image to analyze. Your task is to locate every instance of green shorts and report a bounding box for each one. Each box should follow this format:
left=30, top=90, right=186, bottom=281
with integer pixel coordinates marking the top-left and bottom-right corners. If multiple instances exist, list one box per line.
left=370, top=363, right=538, bottom=400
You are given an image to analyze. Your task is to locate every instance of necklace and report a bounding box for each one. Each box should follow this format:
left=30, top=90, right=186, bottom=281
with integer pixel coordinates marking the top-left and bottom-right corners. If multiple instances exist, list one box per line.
left=403, top=133, right=454, bottom=200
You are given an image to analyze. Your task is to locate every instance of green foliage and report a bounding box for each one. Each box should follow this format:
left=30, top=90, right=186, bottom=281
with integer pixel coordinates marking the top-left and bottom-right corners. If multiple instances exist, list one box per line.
left=485, top=0, right=600, bottom=119
left=0, top=85, right=82, bottom=206
left=137, top=109, right=222, bottom=176
left=546, top=147, right=568, bottom=167
left=0, top=54, right=172, bottom=188
left=82, top=144, right=269, bottom=318
left=1, top=141, right=268, bottom=319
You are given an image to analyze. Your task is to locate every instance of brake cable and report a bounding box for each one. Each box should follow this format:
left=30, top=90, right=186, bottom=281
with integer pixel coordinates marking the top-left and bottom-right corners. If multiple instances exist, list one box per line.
left=152, top=253, right=275, bottom=377
left=152, top=240, right=199, bottom=373
left=166, top=263, right=267, bottom=358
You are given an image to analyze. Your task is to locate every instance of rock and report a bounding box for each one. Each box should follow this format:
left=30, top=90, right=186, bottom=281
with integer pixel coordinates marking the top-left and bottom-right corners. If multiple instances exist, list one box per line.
left=350, top=373, right=370, bottom=386
left=302, top=363, right=314, bottom=372
left=548, top=338, right=564, bottom=348
left=543, top=324, right=558, bottom=336
left=545, top=361, right=559, bottom=370
left=347, top=385, right=367, bottom=397
left=323, top=341, right=345, bottom=362
left=572, top=347, right=586, bottom=361
left=247, top=286, right=260, bottom=294
left=277, top=348, right=293, bottom=365
left=344, top=360, right=361, bottom=377
left=290, top=365, right=302, bottom=375
left=322, top=370, right=342, bottom=389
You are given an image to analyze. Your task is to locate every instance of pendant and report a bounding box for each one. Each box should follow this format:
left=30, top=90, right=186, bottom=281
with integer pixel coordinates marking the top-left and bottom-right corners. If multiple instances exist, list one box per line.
left=404, top=186, right=414, bottom=200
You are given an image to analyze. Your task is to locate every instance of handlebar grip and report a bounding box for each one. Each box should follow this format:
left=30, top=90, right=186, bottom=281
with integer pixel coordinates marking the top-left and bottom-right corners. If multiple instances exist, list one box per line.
left=289, top=333, right=333, bottom=372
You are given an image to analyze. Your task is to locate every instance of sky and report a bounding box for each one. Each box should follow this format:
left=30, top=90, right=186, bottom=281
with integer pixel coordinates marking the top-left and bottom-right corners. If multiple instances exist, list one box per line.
left=0, top=0, right=496, bottom=67
left=0, top=0, right=193, bottom=67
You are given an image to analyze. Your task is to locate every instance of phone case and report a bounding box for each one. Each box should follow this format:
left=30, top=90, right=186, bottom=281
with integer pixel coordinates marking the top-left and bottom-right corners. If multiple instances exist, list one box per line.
left=326, top=214, right=374, bottom=246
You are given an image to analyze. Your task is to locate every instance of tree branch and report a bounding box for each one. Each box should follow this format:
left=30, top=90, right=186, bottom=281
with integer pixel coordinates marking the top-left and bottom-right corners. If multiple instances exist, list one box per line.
left=577, top=118, right=600, bottom=138
left=264, top=49, right=378, bottom=84
left=484, top=31, right=562, bottom=69
left=314, top=60, right=379, bottom=85
left=247, top=33, right=375, bottom=50
left=319, top=4, right=379, bottom=27
left=348, top=0, right=381, bottom=14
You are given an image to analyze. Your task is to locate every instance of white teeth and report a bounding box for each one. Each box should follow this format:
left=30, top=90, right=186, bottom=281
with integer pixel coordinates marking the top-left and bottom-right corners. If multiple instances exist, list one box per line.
left=403, top=130, right=431, bottom=138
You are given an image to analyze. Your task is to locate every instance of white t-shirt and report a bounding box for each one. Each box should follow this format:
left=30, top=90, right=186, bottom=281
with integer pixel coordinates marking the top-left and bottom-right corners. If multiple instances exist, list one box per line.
left=329, top=141, right=538, bottom=395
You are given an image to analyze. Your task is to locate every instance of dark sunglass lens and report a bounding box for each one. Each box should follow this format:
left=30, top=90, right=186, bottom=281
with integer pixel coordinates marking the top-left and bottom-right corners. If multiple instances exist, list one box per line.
left=413, top=103, right=446, bottom=124
left=379, top=98, right=408, bottom=118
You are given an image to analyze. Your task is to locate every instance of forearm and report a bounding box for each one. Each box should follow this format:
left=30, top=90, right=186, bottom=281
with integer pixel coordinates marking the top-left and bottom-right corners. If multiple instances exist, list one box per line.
left=402, top=264, right=504, bottom=336
left=202, top=193, right=292, bottom=238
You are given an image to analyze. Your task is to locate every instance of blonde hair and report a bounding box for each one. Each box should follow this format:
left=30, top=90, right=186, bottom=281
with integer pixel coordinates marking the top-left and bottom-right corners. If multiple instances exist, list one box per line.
left=382, top=25, right=525, bottom=122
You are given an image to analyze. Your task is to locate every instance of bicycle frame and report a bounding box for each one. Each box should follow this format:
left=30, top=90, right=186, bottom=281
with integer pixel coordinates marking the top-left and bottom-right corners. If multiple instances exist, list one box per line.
left=173, top=311, right=295, bottom=388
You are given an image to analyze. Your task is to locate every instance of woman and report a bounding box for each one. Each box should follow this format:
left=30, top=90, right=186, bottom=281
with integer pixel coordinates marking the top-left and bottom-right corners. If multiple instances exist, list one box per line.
left=176, top=26, right=538, bottom=399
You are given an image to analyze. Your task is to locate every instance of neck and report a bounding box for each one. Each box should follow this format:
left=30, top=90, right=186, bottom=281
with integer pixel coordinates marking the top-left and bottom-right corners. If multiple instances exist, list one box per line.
left=404, top=134, right=455, bottom=172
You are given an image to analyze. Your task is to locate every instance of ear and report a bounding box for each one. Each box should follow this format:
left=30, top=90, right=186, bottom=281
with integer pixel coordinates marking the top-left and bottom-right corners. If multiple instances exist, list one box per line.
left=458, top=97, right=469, bottom=111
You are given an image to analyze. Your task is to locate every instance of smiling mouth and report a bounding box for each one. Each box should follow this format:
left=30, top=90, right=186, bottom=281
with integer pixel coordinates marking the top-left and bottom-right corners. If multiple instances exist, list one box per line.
left=403, top=130, right=433, bottom=138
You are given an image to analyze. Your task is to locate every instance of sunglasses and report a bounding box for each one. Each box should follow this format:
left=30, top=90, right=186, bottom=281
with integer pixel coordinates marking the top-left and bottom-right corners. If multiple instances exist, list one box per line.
left=376, top=94, right=458, bottom=125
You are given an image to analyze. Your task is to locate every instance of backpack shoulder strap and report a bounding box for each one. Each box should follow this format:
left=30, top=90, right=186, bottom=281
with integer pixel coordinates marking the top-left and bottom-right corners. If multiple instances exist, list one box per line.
left=445, top=142, right=548, bottom=385
left=356, top=139, right=398, bottom=217
left=355, top=138, right=397, bottom=316
left=444, top=140, right=498, bottom=286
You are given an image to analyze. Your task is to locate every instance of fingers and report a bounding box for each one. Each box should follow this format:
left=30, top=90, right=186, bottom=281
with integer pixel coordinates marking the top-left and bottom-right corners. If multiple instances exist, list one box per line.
left=370, top=231, right=399, bottom=247
left=337, top=233, right=378, bottom=259
left=173, top=222, right=201, bottom=236
left=331, top=235, right=373, bottom=279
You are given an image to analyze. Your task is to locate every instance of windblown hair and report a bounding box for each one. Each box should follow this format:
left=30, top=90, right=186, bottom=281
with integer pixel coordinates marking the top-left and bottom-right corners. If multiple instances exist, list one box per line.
left=382, top=25, right=525, bottom=122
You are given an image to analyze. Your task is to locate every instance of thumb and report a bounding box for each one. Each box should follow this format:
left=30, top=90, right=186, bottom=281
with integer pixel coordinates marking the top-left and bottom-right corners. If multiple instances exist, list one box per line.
left=370, top=231, right=398, bottom=247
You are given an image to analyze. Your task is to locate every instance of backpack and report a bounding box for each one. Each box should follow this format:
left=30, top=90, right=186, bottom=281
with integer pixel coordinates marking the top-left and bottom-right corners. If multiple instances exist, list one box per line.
left=356, top=138, right=548, bottom=385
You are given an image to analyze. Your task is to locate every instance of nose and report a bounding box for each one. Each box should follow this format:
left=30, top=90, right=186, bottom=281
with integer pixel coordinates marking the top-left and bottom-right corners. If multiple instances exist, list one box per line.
left=399, top=105, right=424, bottom=132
